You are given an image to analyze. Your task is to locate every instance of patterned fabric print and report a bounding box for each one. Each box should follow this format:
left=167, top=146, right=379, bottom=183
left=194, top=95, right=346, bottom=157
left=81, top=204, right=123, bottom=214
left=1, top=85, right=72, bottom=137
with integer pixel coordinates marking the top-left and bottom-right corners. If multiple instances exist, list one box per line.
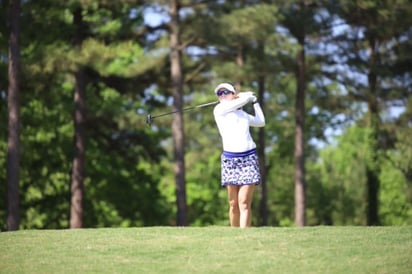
left=221, top=153, right=261, bottom=187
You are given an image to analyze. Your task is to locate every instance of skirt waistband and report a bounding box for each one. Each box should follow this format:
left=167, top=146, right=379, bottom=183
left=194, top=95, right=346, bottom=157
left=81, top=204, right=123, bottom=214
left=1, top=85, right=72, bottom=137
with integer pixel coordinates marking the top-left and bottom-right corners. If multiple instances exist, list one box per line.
left=223, top=148, right=256, bottom=158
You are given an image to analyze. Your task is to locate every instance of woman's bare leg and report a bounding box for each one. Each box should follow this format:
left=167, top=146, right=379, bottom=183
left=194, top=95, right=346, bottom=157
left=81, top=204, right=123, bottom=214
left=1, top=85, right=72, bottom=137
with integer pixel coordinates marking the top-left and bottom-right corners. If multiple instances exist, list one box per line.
left=238, top=185, right=255, bottom=228
left=226, top=185, right=240, bottom=227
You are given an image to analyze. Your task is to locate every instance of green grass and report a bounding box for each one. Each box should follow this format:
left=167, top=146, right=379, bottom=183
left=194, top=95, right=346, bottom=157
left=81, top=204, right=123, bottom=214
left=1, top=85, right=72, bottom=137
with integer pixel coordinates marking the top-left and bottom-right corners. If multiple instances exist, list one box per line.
left=1, top=226, right=411, bottom=273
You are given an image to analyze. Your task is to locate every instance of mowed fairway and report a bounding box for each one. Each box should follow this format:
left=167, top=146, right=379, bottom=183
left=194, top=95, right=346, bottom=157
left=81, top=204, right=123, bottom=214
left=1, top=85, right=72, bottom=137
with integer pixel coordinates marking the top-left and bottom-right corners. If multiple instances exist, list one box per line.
left=1, top=226, right=411, bottom=273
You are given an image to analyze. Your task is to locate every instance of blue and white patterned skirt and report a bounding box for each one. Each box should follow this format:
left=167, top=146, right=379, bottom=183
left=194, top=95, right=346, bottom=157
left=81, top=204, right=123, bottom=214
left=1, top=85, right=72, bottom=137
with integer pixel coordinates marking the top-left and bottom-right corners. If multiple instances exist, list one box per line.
left=221, top=148, right=261, bottom=187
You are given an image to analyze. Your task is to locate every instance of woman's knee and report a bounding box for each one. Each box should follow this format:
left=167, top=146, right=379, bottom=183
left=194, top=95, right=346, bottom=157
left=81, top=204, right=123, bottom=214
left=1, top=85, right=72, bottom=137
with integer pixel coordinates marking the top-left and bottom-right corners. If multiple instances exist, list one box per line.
left=238, top=199, right=251, bottom=212
left=229, top=199, right=239, bottom=210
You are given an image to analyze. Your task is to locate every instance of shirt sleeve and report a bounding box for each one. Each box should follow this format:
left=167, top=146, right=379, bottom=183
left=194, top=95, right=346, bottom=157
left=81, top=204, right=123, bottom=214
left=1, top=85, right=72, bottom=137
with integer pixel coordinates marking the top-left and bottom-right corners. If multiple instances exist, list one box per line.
left=249, top=103, right=265, bottom=127
left=213, top=96, right=251, bottom=116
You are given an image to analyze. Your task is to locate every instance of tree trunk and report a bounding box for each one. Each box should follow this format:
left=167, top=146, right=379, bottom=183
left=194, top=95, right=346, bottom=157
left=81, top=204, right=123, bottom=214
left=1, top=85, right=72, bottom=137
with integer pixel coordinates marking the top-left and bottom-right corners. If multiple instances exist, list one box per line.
left=235, top=44, right=244, bottom=88
left=70, top=7, right=86, bottom=229
left=366, top=37, right=380, bottom=226
left=169, top=0, right=188, bottom=226
left=256, top=42, right=268, bottom=226
left=294, top=42, right=306, bottom=227
left=7, top=0, right=21, bottom=231
left=257, top=75, right=268, bottom=226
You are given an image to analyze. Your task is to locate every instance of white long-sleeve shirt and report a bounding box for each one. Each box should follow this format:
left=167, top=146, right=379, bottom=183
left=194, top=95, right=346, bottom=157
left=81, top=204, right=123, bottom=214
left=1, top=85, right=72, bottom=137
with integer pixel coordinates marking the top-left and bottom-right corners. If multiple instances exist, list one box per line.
left=213, top=95, right=265, bottom=153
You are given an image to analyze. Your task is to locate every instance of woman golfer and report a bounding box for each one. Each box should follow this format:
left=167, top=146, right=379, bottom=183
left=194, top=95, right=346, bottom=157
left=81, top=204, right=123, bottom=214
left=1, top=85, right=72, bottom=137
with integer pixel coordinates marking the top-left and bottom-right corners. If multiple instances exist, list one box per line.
left=213, top=83, right=265, bottom=228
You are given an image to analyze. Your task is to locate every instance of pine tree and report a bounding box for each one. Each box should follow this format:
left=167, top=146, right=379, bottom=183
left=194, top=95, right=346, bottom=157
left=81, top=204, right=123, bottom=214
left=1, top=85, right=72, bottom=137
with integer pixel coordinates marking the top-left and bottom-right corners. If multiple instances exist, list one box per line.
left=332, top=0, right=412, bottom=225
left=6, top=0, right=21, bottom=231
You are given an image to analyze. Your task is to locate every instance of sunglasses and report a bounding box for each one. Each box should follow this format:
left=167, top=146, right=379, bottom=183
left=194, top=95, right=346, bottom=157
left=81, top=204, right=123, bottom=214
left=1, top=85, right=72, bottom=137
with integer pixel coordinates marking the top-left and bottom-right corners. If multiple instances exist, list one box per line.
left=217, top=89, right=234, bottom=96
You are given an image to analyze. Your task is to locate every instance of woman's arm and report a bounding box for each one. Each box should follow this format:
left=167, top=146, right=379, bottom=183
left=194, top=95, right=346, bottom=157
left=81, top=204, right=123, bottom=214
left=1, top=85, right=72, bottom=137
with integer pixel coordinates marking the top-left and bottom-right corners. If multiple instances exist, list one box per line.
left=214, top=92, right=255, bottom=116
left=249, top=103, right=265, bottom=127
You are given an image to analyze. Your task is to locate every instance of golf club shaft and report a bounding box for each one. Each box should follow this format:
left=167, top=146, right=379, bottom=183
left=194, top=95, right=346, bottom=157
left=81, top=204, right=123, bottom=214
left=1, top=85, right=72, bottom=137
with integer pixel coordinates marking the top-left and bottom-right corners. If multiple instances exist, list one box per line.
left=151, top=101, right=218, bottom=119
left=147, top=100, right=218, bottom=125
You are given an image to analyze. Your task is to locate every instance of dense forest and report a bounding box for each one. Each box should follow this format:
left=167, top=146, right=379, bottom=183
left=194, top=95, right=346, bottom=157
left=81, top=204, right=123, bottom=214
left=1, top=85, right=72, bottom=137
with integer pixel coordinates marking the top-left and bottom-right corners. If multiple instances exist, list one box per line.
left=1, top=0, right=411, bottom=230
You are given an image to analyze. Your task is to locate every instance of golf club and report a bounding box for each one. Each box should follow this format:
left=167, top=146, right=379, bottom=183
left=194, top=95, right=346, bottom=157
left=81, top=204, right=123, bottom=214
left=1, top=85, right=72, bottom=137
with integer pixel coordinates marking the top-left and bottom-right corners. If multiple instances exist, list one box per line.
left=146, top=101, right=219, bottom=125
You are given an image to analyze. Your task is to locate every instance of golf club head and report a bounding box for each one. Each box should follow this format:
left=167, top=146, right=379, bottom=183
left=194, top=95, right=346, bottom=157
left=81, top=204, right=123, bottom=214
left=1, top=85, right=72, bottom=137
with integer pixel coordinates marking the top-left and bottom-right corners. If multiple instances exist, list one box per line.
left=146, top=114, right=153, bottom=125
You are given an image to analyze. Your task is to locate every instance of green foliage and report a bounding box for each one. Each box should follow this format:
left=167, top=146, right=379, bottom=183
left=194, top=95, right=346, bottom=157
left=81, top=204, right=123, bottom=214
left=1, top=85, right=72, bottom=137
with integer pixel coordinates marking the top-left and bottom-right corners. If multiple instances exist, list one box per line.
left=315, top=123, right=412, bottom=226
left=317, top=126, right=374, bottom=225
left=380, top=126, right=412, bottom=225
left=2, top=0, right=411, bottom=229
left=0, top=0, right=174, bottom=229
left=183, top=92, right=228, bottom=225
left=219, top=4, right=280, bottom=42
left=380, top=159, right=412, bottom=225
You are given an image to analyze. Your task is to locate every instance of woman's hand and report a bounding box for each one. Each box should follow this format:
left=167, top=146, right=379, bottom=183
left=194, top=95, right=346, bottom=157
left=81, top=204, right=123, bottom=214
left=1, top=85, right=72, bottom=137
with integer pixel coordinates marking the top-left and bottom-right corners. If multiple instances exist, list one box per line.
left=237, top=91, right=255, bottom=98
left=237, top=92, right=257, bottom=103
